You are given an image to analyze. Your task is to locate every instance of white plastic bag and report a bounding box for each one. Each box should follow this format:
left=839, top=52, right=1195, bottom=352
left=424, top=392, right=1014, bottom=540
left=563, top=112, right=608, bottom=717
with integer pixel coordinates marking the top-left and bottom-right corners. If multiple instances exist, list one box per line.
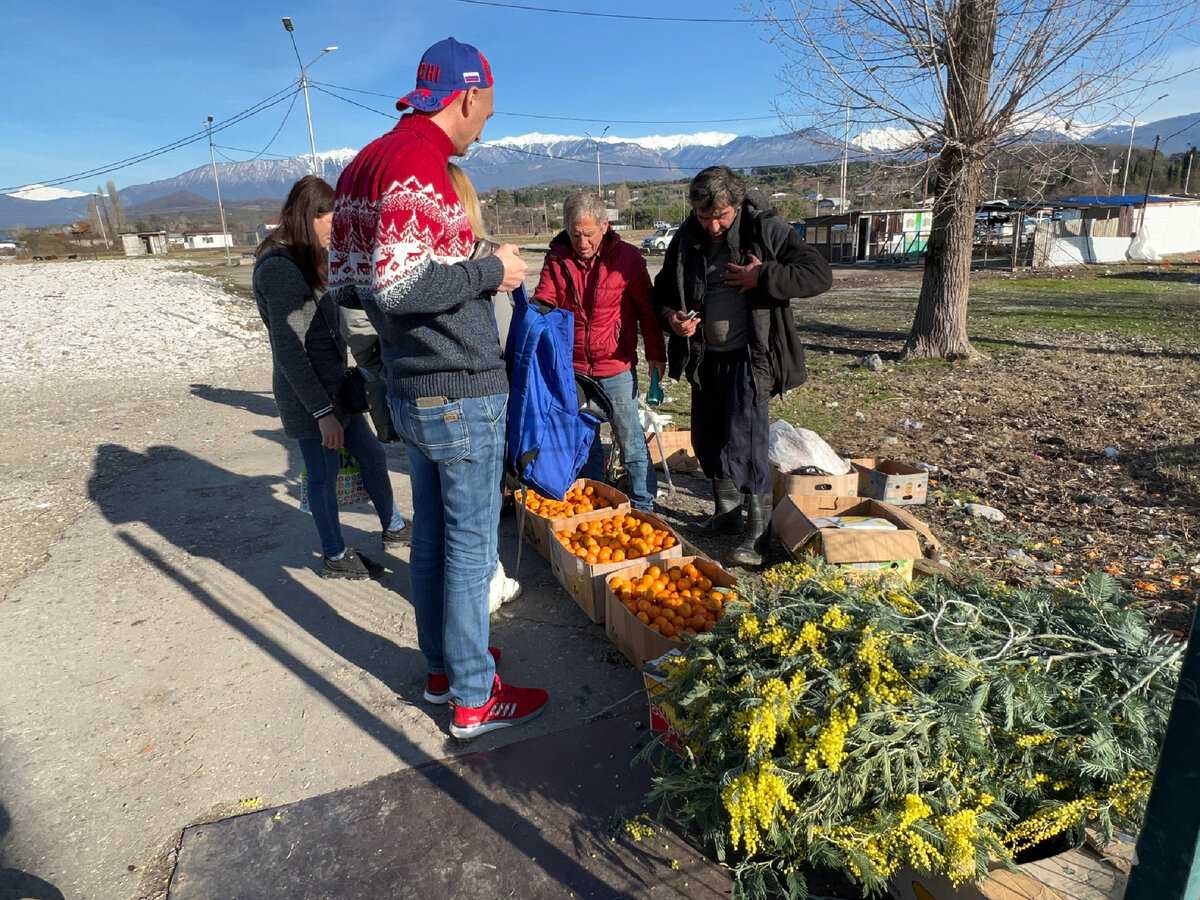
left=768, top=420, right=852, bottom=476
left=1126, top=227, right=1159, bottom=262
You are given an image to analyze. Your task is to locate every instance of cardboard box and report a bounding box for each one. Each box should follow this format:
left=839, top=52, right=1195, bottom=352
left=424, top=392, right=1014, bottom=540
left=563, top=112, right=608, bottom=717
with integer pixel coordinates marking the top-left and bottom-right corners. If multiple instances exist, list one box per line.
left=604, top=555, right=735, bottom=668
left=771, top=462, right=859, bottom=505
left=646, top=428, right=701, bottom=473
left=511, top=477, right=630, bottom=560
left=854, top=458, right=930, bottom=506
left=642, top=650, right=689, bottom=755
left=549, top=509, right=683, bottom=624
left=771, top=495, right=941, bottom=581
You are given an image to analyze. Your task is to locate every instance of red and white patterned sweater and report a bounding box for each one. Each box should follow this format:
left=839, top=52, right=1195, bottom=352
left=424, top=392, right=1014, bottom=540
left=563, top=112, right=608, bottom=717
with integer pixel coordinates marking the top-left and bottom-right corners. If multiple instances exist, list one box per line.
left=329, top=114, right=506, bottom=400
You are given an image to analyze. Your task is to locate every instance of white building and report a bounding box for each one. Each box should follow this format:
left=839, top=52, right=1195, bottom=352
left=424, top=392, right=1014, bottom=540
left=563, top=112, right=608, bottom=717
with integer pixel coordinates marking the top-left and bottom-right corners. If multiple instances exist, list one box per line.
left=119, top=231, right=169, bottom=257
left=183, top=232, right=234, bottom=250
left=1033, top=196, right=1200, bottom=267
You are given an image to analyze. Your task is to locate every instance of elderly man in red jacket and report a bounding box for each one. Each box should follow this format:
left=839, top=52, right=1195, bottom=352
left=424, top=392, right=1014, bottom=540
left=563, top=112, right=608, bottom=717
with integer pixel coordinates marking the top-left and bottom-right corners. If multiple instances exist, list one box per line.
left=533, top=191, right=666, bottom=510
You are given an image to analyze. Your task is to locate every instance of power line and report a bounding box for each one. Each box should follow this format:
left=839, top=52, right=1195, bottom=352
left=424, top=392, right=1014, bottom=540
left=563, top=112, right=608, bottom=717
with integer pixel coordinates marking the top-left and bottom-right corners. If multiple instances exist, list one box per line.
left=225, top=89, right=301, bottom=162
left=0, top=82, right=301, bottom=194
left=213, top=144, right=296, bottom=160
left=310, top=80, right=780, bottom=124
left=447, top=0, right=773, bottom=23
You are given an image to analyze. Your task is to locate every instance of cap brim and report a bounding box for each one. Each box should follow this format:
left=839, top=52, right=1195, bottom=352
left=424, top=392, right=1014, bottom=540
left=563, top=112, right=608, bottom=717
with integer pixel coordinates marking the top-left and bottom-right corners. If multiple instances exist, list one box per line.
left=396, top=88, right=464, bottom=113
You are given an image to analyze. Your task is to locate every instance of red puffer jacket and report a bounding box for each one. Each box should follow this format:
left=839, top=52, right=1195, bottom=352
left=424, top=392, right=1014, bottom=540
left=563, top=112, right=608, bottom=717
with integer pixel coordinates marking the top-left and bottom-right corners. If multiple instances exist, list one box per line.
left=532, top=230, right=667, bottom=378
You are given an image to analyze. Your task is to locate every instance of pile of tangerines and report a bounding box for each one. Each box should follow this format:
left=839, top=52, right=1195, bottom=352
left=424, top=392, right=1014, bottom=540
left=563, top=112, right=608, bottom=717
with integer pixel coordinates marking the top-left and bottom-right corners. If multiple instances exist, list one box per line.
left=608, top=562, right=734, bottom=638
left=555, top=513, right=677, bottom=565
left=524, top=483, right=612, bottom=519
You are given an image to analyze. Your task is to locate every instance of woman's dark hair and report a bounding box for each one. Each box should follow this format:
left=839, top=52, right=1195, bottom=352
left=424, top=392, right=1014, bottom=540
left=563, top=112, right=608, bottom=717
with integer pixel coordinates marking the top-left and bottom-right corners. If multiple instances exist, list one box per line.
left=257, top=175, right=335, bottom=289
left=688, top=165, right=746, bottom=212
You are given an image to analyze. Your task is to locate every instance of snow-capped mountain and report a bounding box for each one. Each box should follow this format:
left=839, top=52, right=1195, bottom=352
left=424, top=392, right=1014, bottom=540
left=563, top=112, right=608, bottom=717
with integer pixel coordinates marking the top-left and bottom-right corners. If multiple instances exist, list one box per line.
left=1085, top=112, right=1200, bottom=154
left=484, top=132, right=738, bottom=152
left=2, top=114, right=1194, bottom=230
left=854, top=127, right=923, bottom=152
left=461, top=129, right=839, bottom=190
left=118, top=148, right=360, bottom=206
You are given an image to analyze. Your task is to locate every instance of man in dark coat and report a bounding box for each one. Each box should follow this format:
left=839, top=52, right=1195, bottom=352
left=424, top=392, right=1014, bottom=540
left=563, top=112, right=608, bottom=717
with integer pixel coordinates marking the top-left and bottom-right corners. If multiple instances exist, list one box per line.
left=654, top=166, right=832, bottom=566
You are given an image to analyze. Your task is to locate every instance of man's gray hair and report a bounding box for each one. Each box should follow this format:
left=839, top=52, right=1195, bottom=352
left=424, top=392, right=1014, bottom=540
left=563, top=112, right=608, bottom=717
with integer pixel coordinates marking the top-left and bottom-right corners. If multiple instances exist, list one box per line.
left=688, top=166, right=746, bottom=212
left=563, top=191, right=609, bottom=228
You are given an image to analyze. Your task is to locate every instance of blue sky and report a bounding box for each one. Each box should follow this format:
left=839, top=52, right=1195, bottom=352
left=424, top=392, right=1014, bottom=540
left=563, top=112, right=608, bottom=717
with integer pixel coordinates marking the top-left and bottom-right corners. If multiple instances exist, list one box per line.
left=1, top=1, right=1196, bottom=194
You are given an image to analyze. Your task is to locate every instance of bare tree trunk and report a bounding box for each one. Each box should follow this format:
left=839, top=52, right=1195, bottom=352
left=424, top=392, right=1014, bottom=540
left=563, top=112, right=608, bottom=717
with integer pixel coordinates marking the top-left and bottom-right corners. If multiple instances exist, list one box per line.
left=902, top=0, right=997, bottom=360
left=903, top=148, right=985, bottom=359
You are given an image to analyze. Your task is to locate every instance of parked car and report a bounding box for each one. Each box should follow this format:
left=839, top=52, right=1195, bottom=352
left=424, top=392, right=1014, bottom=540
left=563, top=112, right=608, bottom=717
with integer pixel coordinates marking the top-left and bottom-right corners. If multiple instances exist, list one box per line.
left=641, top=226, right=678, bottom=254
left=652, top=221, right=671, bottom=230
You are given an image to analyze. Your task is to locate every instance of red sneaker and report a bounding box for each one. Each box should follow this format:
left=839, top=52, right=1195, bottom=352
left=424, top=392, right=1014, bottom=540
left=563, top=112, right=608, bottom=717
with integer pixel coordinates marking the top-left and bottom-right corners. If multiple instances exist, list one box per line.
left=450, top=675, right=549, bottom=740
left=423, top=647, right=502, bottom=704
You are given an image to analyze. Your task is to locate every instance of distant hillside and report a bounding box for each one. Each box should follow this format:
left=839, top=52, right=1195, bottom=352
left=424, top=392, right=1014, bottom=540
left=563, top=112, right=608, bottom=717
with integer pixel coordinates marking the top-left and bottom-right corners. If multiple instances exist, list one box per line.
left=1085, top=112, right=1200, bottom=154
left=126, top=191, right=212, bottom=214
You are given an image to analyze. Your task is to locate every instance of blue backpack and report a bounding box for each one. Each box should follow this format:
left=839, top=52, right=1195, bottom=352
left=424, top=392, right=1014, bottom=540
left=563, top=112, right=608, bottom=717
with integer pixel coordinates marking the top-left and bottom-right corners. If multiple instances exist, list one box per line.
left=504, top=285, right=599, bottom=500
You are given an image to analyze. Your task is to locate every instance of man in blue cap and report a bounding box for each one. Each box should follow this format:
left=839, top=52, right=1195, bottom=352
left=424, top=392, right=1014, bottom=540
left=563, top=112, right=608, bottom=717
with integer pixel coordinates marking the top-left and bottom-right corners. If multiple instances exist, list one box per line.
left=330, top=38, right=548, bottom=740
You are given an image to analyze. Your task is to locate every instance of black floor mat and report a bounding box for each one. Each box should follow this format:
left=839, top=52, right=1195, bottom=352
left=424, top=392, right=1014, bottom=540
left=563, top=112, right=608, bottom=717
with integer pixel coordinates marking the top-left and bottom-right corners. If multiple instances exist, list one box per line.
left=168, top=706, right=729, bottom=899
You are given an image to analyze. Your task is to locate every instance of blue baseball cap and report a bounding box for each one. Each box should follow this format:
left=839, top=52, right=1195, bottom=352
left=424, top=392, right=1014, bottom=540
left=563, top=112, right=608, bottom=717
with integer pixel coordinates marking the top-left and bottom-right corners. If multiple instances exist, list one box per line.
left=397, top=37, right=494, bottom=112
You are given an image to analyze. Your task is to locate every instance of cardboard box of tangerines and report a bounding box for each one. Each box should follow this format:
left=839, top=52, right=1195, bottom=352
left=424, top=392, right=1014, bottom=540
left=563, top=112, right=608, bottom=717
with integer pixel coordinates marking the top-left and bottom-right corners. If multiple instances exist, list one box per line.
left=604, top=556, right=738, bottom=667
left=549, top=509, right=683, bottom=624
left=512, top=478, right=630, bottom=560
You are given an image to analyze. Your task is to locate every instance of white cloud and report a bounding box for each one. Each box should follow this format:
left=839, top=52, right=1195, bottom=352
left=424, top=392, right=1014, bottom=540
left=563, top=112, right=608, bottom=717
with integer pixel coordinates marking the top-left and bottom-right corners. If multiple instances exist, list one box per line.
left=7, top=184, right=89, bottom=202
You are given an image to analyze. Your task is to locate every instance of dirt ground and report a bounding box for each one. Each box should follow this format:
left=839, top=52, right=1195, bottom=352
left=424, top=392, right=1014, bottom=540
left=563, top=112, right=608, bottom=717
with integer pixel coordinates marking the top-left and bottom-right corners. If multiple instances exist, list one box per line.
left=1, top=253, right=1197, bottom=899
left=653, top=258, right=1200, bottom=634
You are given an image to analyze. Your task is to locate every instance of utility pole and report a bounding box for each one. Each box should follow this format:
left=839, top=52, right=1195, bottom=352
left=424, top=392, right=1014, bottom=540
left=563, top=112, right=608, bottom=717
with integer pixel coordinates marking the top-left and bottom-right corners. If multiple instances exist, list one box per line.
left=1122, top=93, right=1169, bottom=196
left=206, top=115, right=233, bottom=266
left=1136, top=134, right=1160, bottom=235
left=92, top=194, right=111, bottom=250
left=840, top=102, right=850, bottom=212
left=586, top=126, right=610, bottom=200
left=1121, top=123, right=1138, bottom=196
left=1185, top=150, right=1194, bottom=194
left=282, top=17, right=337, bottom=176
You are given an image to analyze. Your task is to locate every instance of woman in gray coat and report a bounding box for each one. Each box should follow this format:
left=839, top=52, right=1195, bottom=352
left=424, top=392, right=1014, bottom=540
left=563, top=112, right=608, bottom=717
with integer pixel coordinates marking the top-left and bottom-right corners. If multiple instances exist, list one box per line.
left=253, top=176, right=405, bottom=579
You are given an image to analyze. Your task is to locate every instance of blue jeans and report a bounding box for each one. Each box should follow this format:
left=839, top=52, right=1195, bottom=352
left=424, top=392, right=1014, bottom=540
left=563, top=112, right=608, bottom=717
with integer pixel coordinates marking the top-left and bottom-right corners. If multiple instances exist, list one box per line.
left=391, top=393, right=506, bottom=707
left=580, top=369, right=657, bottom=511
left=296, top=415, right=404, bottom=558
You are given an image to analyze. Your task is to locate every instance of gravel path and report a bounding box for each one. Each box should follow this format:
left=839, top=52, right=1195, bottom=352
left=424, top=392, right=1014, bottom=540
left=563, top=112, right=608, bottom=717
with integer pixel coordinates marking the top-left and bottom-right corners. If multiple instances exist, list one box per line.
left=0, top=260, right=268, bottom=599
left=1, top=260, right=264, bottom=394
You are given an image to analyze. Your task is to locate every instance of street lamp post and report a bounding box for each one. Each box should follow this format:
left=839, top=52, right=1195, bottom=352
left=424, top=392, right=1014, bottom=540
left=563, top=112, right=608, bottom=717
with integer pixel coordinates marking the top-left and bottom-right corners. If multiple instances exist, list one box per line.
left=206, top=115, right=233, bottom=266
left=281, top=17, right=337, bottom=177
left=1121, top=93, right=1168, bottom=196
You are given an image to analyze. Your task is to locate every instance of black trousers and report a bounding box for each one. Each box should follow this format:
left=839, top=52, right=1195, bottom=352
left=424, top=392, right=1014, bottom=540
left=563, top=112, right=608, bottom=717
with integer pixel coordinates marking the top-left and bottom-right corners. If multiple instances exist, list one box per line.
left=690, top=348, right=772, bottom=495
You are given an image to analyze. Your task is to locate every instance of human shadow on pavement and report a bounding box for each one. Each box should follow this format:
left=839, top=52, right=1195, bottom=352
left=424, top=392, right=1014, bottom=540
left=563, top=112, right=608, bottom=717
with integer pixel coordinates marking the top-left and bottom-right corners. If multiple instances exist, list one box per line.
left=189, top=383, right=279, bottom=419
left=0, top=803, right=65, bottom=900
left=84, top=445, right=656, bottom=898
left=87, top=443, right=421, bottom=703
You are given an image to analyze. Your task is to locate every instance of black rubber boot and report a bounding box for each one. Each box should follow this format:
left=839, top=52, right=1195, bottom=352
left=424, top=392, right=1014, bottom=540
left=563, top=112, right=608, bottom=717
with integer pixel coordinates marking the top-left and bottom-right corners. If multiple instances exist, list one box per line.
left=703, top=478, right=744, bottom=533
left=728, top=494, right=773, bottom=568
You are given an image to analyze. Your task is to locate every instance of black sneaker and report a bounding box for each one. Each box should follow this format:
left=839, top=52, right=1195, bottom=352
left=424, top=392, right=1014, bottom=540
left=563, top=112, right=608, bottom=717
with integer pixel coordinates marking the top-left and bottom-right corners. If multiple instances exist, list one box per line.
left=382, top=527, right=408, bottom=549
left=322, top=549, right=383, bottom=580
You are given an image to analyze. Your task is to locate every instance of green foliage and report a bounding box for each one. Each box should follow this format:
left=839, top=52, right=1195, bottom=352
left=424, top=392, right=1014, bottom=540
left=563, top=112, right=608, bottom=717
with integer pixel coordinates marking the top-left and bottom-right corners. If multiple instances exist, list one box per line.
left=644, top=563, right=1180, bottom=899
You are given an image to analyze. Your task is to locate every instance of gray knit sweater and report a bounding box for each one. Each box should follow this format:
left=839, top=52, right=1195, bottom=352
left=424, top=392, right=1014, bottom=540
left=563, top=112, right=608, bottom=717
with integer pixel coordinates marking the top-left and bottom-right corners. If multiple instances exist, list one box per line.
left=253, top=246, right=345, bottom=440
left=345, top=253, right=507, bottom=401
